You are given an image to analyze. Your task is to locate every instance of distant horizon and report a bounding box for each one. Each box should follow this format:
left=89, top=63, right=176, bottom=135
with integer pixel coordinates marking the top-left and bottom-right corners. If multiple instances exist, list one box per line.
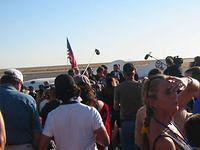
left=1, top=1, right=200, bottom=69
left=0, top=57, right=194, bottom=71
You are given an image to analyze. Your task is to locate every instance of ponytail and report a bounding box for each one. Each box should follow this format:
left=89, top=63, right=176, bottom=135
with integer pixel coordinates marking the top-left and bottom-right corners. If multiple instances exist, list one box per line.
left=141, top=106, right=153, bottom=150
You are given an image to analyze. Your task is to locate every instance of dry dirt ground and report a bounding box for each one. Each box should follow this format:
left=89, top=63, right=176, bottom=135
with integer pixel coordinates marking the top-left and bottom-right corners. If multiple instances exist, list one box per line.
left=0, top=58, right=194, bottom=81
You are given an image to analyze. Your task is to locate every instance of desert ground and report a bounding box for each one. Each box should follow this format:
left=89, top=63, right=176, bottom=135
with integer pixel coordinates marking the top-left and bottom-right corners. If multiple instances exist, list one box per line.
left=0, top=58, right=193, bottom=81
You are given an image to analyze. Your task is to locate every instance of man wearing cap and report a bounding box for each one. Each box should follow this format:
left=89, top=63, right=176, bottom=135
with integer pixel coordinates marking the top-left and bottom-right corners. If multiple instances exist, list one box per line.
left=39, top=74, right=109, bottom=150
left=114, top=63, right=142, bottom=150
left=0, top=69, right=41, bottom=150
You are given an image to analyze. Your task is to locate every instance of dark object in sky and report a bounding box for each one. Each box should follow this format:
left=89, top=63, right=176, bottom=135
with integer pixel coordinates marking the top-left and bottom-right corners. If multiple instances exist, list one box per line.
left=144, top=52, right=152, bottom=60
left=144, top=52, right=167, bottom=70
left=95, top=49, right=100, bottom=55
left=144, top=54, right=150, bottom=60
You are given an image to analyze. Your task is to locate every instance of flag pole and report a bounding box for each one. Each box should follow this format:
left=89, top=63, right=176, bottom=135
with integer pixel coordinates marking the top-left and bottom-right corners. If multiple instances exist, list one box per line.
left=82, top=51, right=96, bottom=75
left=82, top=49, right=100, bottom=75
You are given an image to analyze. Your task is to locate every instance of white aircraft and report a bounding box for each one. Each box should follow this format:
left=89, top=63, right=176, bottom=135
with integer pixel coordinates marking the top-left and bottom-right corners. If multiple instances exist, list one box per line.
left=107, top=59, right=167, bottom=78
left=23, top=58, right=167, bottom=90
left=23, top=77, right=55, bottom=90
left=137, top=59, right=167, bottom=78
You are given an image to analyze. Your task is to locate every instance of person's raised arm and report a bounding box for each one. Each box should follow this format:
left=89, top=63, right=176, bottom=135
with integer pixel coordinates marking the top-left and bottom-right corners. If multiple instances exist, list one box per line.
left=168, top=76, right=200, bottom=109
left=178, top=77, right=199, bottom=109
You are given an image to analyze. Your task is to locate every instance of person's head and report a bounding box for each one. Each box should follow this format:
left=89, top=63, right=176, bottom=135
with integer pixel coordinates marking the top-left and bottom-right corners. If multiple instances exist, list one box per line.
left=105, top=73, right=118, bottom=87
left=36, top=88, right=45, bottom=101
left=113, top=64, right=119, bottom=71
left=21, top=85, right=30, bottom=94
left=101, top=65, right=108, bottom=75
left=123, top=63, right=136, bottom=79
left=87, top=67, right=93, bottom=75
left=143, top=75, right=179, bottom=116
left=80, top=84, right=95, bottom=100
left=43, top=81, right=50, bottom=89
left=184, top=114, right=200, bottom=147
left=74, top=75, right=91, bottom=87
left=185, top=66, right=200, bottom=82
left=54, top=74, right=80, bottom=102
left=96, top=66, right=104, bottom=78
left=29, top=86, right=34, bottom=92
left=74, top=68, right=80, bottom=76
left=78, top=82, right=97, bottom=106
left=68, top=69, right=75, bottom=77
left=148, top=68, right=163, bottom=78
left=165, top=56, right=174, bottom=66
left=49, top=86, right=56, bottom=101
left=193, top=56, right=200, bottom=67
left=0, top=69, right=23, bottom=91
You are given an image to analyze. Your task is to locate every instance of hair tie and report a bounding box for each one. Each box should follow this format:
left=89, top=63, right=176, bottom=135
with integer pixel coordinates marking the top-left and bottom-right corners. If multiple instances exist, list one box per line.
left=141, top=126, right=149, bottom=134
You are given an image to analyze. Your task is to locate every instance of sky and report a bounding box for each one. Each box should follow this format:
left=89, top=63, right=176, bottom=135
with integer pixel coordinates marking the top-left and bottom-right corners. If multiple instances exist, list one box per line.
left=0, top=0, right=200, bottom=69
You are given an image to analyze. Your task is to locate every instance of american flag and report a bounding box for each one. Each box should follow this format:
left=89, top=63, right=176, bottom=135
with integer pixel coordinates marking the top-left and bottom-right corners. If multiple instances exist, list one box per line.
left=66, top=38, right=78, bottom=69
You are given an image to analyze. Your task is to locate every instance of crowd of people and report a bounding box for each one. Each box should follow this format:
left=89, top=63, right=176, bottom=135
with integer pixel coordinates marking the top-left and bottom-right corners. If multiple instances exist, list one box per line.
left=0, top=56, right=199, bottom=150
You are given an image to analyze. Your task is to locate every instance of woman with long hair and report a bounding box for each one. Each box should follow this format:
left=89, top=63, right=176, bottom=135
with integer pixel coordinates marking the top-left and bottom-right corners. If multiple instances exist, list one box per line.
left=141, top=75, right=199, bottom=150
left=79, top=83, right=110, bottom=150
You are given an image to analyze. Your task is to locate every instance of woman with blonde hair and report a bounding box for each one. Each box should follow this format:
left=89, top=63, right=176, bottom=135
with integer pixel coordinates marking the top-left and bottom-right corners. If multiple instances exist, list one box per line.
left=141, top=75, right=199, bottom=150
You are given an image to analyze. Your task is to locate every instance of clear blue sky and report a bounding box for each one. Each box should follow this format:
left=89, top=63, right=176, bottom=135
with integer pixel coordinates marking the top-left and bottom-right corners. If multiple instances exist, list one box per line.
left=0, top=0, right=200, bottom=69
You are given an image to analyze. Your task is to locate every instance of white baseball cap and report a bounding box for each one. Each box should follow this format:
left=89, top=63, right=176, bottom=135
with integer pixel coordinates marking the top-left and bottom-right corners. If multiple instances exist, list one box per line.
left=4, top=69, right=23, bottom=82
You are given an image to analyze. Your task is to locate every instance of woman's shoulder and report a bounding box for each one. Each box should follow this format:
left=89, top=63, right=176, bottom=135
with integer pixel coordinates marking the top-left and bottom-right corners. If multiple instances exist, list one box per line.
left=153, top=133, right=176, bottom=150
left=153, top=128, right=192, bottom=150
left=98, top=100, right=108, bottom=111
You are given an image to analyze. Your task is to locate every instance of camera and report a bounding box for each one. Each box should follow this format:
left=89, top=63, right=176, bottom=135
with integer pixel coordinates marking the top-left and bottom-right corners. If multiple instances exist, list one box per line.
left=165, top=56, right=183, bottom=67
left=173, top=56, right=183, bottom=67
